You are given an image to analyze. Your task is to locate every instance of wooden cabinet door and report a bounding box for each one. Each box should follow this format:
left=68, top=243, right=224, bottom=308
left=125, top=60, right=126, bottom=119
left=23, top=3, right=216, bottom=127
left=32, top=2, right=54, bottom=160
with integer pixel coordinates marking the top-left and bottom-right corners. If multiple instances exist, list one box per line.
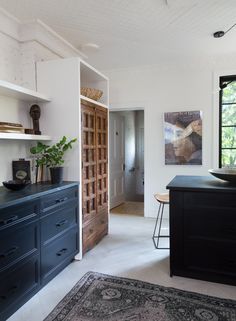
left=81, top=104, right=108, bottom=254
left=96, top=107, right=108, bottom=215
left=81, top=104, right=97, bottom=224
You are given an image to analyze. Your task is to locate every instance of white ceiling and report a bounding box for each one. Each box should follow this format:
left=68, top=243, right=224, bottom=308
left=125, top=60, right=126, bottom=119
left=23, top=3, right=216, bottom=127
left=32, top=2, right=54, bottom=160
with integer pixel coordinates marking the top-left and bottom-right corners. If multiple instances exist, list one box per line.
left=0, top=0, right=236, bottom=70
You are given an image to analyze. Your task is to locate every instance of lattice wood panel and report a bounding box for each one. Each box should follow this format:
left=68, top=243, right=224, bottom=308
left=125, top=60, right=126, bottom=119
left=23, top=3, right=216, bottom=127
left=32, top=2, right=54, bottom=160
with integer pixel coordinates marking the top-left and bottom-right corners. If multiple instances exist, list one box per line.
left=81, top=104, right=97, bottom=222
left=96, top=107, right=108, bottom=213
left=81, top=104, right=108, bottom=254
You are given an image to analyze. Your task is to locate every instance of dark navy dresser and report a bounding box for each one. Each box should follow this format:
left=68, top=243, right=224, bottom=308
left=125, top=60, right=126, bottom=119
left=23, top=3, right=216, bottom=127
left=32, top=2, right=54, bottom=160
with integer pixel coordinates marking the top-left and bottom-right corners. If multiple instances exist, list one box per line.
left=0, top=181, right=79, bottom=321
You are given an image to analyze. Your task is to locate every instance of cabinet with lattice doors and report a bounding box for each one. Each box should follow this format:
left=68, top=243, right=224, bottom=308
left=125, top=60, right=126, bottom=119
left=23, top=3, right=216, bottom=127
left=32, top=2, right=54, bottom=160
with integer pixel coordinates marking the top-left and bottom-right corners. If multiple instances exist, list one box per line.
left=37, top=57, right=109, bottom=259
left=81, top=104, right=108, bottom=253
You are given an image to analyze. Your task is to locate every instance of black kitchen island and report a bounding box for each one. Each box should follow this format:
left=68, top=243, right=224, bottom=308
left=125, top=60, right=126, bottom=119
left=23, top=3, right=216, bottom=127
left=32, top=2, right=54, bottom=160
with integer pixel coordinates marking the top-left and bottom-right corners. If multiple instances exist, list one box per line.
left=167, top=175, right=236, bottom=286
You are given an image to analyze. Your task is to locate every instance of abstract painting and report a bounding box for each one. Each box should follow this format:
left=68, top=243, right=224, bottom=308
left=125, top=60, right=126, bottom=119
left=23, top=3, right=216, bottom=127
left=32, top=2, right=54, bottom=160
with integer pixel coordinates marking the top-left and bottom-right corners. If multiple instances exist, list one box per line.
left=164, top=111, right=202, bottom=165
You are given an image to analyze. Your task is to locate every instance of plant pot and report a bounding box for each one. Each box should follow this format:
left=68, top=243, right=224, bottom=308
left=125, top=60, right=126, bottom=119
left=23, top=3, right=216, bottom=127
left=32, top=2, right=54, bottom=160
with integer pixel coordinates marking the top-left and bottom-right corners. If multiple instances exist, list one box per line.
left=50, top=167, right=63, bottom=184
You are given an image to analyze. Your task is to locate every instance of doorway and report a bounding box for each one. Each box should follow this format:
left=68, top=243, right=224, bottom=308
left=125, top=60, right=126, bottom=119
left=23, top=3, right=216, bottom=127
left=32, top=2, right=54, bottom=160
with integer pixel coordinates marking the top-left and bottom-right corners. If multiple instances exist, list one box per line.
left=109, top=110, right=144, bottom=216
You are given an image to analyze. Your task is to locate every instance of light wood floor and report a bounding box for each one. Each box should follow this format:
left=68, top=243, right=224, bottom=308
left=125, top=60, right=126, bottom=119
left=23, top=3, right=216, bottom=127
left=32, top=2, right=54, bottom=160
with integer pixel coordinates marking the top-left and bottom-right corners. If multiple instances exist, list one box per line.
left=7, top=214, right=236, bottom=321
left=111, top=201, right=144, bottom=216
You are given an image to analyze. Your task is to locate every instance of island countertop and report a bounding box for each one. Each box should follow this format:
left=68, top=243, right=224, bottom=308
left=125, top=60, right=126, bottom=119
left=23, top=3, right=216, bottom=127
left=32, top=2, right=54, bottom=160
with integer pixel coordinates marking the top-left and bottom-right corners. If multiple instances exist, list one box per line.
left=166, top=175, right=236, bottom=193
left=0, top=181, right=79, bottom=209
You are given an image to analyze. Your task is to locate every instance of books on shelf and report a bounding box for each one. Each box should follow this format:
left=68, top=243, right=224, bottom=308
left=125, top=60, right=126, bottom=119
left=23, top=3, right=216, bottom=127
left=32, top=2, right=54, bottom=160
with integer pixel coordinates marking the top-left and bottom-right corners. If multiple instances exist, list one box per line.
left=0, top=121, right=22, bottom=127
left=0, top=122, right=24, bottom=133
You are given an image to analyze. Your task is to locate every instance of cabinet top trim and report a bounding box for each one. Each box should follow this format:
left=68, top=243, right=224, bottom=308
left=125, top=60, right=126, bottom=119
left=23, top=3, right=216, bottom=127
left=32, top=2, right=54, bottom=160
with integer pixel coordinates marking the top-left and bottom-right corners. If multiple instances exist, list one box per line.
left=0, top=182, right=79, bottom=209
left=167, top=175, right=236, bottom=193
left=80, top=95, right=108, bottom=109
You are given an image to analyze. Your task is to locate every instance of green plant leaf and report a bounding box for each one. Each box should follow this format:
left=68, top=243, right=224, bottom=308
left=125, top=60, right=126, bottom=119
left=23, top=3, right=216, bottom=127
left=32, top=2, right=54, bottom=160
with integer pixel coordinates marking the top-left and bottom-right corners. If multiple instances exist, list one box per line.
left=30, top=136, right=77, bottom=167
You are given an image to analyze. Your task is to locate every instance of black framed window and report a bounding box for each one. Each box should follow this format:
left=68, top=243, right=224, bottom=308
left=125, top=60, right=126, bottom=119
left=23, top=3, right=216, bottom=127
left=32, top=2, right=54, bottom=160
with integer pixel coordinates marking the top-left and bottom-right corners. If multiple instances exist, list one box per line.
left=219, top=75, right=236, bottom=167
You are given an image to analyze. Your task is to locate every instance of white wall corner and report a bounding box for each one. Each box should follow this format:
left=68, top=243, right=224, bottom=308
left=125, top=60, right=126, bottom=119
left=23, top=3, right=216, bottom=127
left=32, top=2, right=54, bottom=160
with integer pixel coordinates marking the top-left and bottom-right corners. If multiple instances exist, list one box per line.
left=19, top=19, right=87, bottom=59
left=0, top=7, right=20, bottom=41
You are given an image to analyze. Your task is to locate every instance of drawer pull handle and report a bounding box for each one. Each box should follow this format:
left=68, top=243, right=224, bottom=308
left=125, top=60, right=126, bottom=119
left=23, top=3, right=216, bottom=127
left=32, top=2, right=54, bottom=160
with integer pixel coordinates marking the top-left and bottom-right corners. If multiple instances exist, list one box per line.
left=0, top=246, right=19, bottom=259
left=55, top=197, right=68, bottom=204
left=56, top=248, right=68, bottom=256
left=0, top=285, right=18, bottom=301
left=56, top=219, right=68, bottom=227
left=0, top=215, right=18, bottom=226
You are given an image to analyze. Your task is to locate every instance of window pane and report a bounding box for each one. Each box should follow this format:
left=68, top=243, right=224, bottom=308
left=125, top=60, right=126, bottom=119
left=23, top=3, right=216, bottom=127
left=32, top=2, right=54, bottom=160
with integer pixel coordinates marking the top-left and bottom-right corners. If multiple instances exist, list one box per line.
left=222, top=81, right=236, bottom=103
left=222, top=127, right=236, bottom=148
left=221, top=149, right=236, bottom=166
left=222, top=104, right=236, bottom=126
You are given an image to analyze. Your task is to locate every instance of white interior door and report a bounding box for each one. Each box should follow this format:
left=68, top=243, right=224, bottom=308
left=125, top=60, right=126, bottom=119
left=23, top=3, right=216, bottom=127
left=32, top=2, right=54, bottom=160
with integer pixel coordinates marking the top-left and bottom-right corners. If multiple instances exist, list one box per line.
left=136, top=127, right=144, bottom=194
left=109, top=112, right=125, bottom=209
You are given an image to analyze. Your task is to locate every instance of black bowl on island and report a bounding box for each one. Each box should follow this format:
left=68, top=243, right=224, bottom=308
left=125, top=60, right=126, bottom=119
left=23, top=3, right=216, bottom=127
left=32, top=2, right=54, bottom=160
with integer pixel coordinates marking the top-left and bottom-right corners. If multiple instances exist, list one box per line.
left=208, top=168, right=236, bottom=183
left=2, top=180, right=31, bottom=191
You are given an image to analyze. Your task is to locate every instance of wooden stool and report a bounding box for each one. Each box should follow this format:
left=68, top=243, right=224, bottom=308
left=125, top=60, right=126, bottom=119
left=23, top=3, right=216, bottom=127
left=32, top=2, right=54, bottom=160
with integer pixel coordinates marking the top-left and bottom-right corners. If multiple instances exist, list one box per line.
left=152, top=193, right=170, bottom=249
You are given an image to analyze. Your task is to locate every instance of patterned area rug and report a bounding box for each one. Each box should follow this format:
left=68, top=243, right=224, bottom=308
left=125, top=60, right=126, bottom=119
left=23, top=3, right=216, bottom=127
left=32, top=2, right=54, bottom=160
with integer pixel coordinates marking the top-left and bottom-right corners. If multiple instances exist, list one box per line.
left=44, top=272, right=236, bottom=321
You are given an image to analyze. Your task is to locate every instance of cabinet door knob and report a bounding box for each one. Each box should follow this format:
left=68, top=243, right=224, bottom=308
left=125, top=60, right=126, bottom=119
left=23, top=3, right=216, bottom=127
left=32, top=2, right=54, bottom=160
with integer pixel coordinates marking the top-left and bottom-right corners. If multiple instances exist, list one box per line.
left=0, top=246, right=19, bottom=259
left=55, top=197, right=68, bottom=204
left=56, top=248, right=68, bottom=256
left=56, top=219, right=68, bottom=227
left=0, top=215, right=18, bottom=226
left=0, top=285, right=18, bottom=301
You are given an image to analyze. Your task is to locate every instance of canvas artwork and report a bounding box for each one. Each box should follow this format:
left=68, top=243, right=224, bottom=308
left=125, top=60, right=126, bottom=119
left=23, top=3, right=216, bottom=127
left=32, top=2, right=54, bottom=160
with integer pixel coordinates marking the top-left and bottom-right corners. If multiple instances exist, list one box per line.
left=164, top=111, right=202, bottom=165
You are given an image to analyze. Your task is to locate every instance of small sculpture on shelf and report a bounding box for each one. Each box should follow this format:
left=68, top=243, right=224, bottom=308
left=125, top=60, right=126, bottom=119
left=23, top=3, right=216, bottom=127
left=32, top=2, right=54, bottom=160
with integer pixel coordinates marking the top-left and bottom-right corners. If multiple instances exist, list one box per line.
left=29, top=104, right=41, bottom=135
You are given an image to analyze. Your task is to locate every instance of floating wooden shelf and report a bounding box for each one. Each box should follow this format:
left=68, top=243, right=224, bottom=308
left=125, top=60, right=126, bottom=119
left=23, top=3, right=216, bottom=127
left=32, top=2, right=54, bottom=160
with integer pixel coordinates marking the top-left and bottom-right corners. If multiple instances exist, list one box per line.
left=0, top=133, right=51, bottom=141
left=80, top=95, right=108, bottom=109
left=0, top=80, right=51, bottom=102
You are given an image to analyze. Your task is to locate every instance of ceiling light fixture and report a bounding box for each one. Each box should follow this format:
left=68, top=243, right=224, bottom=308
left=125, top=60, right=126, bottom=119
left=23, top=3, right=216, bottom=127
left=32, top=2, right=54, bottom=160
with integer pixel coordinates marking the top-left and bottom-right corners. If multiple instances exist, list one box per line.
left=213, top=23, right=236, bottom=38
left=80, top=43, right=100, bottom=52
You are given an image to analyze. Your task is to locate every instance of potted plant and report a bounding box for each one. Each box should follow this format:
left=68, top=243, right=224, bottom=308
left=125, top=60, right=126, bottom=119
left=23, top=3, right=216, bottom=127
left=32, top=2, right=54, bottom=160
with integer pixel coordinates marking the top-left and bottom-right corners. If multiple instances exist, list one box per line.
left=30, top=136, right=77, bottom=184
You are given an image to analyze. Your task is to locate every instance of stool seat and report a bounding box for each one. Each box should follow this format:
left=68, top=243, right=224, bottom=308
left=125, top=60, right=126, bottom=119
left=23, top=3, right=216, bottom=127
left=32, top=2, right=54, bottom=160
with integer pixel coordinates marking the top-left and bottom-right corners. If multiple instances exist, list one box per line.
left=154, top=193, right=169, bottom=204
left=152, top=192, right=169, bottom=249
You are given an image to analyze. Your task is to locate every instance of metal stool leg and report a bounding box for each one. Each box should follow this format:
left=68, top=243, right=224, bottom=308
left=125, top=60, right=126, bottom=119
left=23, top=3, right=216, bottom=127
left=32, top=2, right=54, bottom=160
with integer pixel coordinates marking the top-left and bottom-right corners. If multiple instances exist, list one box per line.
left=152, top=202, right=169, bottom=249
left=152, top=202, right=162, bottom=249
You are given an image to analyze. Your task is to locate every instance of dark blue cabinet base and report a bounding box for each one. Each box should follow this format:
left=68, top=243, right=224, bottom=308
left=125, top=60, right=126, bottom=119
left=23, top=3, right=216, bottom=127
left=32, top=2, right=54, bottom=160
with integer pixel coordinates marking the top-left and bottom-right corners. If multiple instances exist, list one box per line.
left=0, top=182, right=79, bottom=321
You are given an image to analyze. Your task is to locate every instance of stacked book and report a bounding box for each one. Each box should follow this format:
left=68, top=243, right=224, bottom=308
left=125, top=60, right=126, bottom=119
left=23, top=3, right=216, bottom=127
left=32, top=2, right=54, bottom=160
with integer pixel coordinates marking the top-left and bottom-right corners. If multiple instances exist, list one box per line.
left=0, top=122, right=24, bottom=133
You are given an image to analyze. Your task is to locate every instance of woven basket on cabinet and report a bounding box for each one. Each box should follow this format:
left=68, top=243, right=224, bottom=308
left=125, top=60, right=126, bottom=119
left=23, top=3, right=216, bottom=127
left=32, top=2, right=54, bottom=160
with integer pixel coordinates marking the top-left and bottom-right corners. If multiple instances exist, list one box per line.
left=81, top=87, right=103, bottom=101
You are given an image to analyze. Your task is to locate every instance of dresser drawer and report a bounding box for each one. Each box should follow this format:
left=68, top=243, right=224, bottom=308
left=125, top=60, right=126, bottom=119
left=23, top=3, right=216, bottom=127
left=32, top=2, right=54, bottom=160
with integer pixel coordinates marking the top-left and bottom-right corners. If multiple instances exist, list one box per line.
left=41, top=187, right=78, bottom=215
left=41, top=205, right=78, bottom=244
left=0, top=256, right=39, bottom=319
left=83, top=213, right=108, bottom=252
left=83, top=213, right=107, bottom=240
left=0, top=201, right=38, bottom=231
left=95, top=213, right=108, bottom=236
left=184, top=208, right=236, bottom=241
left=0, top=221, right=39, bottom=271
left=184, top=192, right=236, bottom=209
left=41, top=229, right=78, bottom=282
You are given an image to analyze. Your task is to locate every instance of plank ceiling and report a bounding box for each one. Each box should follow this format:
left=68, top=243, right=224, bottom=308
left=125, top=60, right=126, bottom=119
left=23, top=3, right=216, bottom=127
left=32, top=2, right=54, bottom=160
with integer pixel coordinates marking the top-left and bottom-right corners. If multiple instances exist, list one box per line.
left=0, top=0, right=236, bottom=69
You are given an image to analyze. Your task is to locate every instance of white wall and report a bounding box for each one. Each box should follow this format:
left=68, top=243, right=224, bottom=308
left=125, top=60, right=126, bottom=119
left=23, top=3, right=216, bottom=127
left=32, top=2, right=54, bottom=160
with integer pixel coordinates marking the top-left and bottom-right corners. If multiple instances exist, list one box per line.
left=106, top=59, right=236, bottom=217
left=0, top=8, right=84, bottom=184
